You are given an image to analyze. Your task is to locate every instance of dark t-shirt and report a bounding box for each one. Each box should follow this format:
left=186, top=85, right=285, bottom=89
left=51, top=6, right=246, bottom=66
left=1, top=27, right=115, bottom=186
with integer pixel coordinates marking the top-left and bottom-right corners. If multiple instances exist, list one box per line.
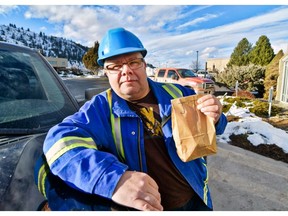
left=127, top=90, right=195, bottom=210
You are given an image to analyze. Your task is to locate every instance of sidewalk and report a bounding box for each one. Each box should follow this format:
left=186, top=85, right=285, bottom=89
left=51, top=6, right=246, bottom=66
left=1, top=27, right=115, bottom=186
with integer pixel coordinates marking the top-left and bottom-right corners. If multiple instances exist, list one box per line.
left=208, top=142, right=288, bottom=211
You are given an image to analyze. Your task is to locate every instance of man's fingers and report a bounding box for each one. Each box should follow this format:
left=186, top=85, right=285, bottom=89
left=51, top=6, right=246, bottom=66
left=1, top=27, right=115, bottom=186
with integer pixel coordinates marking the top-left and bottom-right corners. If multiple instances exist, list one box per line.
left=112, top=171, right=163, bottom=211
left=133, top=198, right=163, bottom=211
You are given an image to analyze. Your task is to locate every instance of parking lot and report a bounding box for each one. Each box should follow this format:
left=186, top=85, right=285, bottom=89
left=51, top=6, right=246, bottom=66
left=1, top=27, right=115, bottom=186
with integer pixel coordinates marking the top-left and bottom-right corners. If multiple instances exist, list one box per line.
left=208, top=142, right=288, bottom=211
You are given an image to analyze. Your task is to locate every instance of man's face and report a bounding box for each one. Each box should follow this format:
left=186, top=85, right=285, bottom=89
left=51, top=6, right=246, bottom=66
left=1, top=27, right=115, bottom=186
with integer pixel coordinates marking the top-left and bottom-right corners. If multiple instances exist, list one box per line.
left=104, top=52, right=149, bottom=101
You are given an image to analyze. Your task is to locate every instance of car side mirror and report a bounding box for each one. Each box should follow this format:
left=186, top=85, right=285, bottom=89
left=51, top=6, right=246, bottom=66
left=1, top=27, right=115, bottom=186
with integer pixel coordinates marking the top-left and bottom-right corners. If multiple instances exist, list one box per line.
left=171, top=74, right=179, bottom=80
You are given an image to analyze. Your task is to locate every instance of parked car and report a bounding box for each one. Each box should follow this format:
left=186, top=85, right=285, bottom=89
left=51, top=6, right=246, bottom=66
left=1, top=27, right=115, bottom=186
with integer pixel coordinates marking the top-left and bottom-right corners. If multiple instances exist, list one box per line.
left=0, top=42, right=135, bottom=211
left=0, top=42, right=80, bottom=210
left=196, top=70, right=214, bottom=80
left=151, top=68, right=215, bottom=94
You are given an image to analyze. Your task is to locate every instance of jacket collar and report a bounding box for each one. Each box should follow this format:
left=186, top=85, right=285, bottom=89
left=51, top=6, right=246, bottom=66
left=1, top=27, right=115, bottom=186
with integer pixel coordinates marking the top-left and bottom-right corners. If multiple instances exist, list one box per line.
left=110, top=79, right=173, bottom=119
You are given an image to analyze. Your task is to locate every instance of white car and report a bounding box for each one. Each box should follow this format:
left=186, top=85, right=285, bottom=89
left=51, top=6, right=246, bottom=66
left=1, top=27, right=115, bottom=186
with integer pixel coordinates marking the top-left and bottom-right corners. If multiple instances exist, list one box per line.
left=196, top=70, right=213, bottom=79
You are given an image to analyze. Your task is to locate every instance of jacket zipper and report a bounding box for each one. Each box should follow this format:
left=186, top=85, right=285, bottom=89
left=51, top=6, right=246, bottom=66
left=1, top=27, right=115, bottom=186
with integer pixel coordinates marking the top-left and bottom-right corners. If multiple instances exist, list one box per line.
left=137, top=119, right=143, bottom=172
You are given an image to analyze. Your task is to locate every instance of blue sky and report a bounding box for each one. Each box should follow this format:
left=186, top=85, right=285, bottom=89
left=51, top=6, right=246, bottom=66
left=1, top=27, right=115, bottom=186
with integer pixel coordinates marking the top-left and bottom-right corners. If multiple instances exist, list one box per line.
left=1, top=2, right=288, bottom=68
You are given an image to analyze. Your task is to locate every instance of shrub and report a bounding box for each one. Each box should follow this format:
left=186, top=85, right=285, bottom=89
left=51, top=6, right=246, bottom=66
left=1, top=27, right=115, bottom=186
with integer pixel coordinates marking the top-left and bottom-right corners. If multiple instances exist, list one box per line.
left=222, top=97, right=251, bottom=113
left=223, top=96, right=251, bottom=107
left=222, top=104, right=232, bottom=113
left=223, top=96, right=282, bottom=118
left=249, top=100, right=282, bottom=117
left=232, top=90, right=255, bottom=99
left=216, top=64, right=265, bottom=93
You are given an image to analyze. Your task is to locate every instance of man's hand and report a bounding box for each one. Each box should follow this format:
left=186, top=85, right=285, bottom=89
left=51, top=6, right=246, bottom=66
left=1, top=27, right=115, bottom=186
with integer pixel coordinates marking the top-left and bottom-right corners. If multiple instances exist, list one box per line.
left=197, top=94, right=223, bottom=124
left=112, top=171, right=163, bottom=211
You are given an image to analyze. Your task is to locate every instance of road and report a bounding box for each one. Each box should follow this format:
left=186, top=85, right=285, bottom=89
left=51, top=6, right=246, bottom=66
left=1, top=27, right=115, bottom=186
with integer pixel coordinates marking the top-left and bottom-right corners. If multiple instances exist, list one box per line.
left=208, top=142, right=288, bottom=211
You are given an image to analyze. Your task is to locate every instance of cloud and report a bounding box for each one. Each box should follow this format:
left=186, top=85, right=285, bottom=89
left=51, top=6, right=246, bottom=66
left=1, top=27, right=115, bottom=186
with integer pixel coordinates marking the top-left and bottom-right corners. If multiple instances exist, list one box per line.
left=145, top=6, right=288, bottom=66
left=0, top=5, right=18, bottom=15
left=9, top=5, right=288, bottom=67
left=176, top=13, right=220, bottom=30
left=40, top=26, right=47, bottom=32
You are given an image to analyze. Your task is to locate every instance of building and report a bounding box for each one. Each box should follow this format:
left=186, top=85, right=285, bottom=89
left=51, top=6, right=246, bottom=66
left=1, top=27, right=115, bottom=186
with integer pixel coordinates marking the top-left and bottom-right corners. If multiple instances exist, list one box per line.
left=206, top=58, right=230, bottom=73
left=146, top=66, right=155, bottom=77
left=275, top=53, right=288, bottom=104
left=45, top=57, right=68, bottom=70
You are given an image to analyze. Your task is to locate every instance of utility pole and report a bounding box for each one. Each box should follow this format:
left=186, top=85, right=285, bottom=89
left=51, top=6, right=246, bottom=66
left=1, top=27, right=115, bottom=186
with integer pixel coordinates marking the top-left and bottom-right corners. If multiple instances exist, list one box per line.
left=196, top=51, right=199, bottom=72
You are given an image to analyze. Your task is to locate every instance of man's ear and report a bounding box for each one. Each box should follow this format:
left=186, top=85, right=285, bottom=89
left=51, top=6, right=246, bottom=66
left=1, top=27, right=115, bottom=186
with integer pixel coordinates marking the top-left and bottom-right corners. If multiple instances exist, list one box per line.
left=104, top=69, right=108, bottom=77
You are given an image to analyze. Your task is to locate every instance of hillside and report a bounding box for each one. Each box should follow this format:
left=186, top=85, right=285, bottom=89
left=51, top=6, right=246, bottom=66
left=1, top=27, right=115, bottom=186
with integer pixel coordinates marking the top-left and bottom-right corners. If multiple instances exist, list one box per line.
left=0, top=23, right=89, bottom=68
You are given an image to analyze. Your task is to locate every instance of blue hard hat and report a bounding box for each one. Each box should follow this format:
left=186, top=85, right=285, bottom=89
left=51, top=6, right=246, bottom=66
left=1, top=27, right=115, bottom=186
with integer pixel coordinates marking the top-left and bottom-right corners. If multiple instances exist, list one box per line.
left=97, top=27, right=147, bottom=66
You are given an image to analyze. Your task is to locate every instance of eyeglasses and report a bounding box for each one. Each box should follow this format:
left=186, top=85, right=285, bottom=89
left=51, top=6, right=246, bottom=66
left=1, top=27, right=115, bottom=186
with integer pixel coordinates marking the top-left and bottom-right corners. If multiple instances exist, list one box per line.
left=105, top=58, right=144, bottom=74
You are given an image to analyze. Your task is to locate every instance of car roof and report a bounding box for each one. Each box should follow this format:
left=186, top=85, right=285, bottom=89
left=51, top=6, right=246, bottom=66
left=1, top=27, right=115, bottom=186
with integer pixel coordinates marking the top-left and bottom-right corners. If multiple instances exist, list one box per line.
left=157, top=68, right=194, bottom=70
left=0, top=41, right=37, bottom=52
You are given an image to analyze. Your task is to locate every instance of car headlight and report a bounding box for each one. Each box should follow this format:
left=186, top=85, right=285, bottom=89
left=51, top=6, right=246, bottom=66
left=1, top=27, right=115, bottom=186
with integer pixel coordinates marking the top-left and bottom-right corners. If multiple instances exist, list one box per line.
left=196, top=83, right=205, bottom=88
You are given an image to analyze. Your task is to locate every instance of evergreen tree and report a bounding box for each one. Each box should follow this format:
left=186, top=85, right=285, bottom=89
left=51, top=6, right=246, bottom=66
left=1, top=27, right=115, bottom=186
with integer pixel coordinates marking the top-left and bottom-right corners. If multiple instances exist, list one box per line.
left=263, top=49, right=284, bottom=99
left=249, top=35, right=275, bottom=66
left=216, top=64, right=265, bottom=93
left=82, top=41, right=100, bottom=72
left=227, top=38, right=252, bottom=67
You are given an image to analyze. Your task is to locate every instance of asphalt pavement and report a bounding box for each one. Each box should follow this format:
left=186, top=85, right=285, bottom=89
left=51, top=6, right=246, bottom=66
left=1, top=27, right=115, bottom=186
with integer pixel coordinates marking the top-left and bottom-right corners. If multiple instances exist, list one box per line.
left=208, top=142, right=288, bottom=211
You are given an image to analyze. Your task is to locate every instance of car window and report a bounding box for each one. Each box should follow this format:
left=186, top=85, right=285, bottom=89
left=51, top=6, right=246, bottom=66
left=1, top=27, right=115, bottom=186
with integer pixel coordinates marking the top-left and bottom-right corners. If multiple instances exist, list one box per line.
left=0, top=45, right=78, bottom=133
left=178, top=69, right=197, bottom=78
left=167, top=70, right=176, bottom=78
left=157, top=70, right=166, bottom=77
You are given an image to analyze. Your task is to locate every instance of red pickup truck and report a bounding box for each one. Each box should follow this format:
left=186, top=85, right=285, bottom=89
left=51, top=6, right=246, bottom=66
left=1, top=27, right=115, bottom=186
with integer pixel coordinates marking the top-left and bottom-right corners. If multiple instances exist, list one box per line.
left=150, top=68, right=215, bottom=94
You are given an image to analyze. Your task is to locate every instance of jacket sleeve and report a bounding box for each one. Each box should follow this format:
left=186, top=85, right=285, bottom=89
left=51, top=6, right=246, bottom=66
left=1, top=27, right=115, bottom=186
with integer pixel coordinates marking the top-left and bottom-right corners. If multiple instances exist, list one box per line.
left=215, top=113, right=227, bottom=135
left=43, top=94, right=128, bottom=199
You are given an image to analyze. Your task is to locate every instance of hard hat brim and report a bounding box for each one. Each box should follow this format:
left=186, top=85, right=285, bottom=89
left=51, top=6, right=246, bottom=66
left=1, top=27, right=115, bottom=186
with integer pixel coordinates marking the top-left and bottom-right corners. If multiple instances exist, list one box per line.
left=97, top=48, right=147, bottom=67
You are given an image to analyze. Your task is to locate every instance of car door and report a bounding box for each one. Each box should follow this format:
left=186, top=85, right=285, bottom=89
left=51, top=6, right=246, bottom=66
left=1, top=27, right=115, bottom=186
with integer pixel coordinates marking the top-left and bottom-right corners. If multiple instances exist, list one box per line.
left=165, top=69, right=178, bottom=84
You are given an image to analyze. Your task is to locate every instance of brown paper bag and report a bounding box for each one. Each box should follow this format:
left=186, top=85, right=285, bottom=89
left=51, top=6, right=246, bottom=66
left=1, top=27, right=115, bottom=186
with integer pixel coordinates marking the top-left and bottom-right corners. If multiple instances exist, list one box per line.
left=171, top=94, right=217, bottom=162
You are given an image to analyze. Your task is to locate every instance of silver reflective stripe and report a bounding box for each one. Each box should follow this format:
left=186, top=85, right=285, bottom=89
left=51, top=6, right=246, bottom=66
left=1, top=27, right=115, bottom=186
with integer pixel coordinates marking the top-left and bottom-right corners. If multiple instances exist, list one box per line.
left=162, top=83, right=183, bottom=99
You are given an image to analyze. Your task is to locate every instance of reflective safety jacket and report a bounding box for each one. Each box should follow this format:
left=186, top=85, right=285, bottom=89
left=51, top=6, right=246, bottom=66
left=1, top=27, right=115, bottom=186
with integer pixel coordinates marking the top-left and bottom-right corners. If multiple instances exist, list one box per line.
left=35, top=78, right=227, bottom=209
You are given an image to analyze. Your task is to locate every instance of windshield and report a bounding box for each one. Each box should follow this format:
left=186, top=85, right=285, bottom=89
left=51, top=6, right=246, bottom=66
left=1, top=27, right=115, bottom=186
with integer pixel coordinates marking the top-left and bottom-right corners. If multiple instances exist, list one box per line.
left=0, top=45, right=78, bottom=134
left=177, top=69, right=198, bottom=78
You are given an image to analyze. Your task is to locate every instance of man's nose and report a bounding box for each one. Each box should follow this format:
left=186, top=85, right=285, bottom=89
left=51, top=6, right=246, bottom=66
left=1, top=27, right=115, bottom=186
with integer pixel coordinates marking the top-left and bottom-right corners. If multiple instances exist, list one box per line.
left=121, top=63, right=133, bottom=75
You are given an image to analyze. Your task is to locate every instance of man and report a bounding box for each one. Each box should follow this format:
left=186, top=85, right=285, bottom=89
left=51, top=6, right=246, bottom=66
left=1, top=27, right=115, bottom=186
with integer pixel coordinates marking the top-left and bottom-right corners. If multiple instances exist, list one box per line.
left=36, top=27, right=227, bottom=211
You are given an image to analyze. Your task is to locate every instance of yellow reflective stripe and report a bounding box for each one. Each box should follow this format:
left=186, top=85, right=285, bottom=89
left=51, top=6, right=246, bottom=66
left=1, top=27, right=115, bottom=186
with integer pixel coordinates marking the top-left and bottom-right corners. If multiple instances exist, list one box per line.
left=107, top=89, right=125, bottom=162
left=162, top=83, right=183, bottom=99
left=114, top=118, right=125, bottom=162
left=37, top=163, right=50, bottom=198
left=202, top=162, right=209, bottom=205
left=46, top=136, right=96, bottom=166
